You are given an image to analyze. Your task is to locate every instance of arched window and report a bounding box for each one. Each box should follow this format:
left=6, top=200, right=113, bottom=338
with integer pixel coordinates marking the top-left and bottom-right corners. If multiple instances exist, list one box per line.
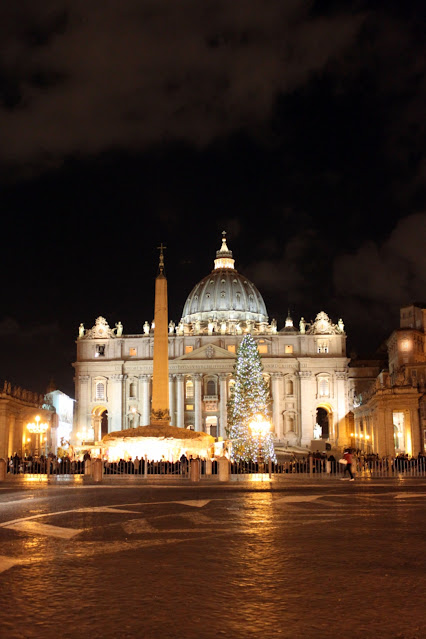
left=186, top=379, right=194, bottom=399
left=129, top=382, right=136, bottom=398
left=95, top=382, right=105, bottom=400
left=206, top=379, right=216, bottom=395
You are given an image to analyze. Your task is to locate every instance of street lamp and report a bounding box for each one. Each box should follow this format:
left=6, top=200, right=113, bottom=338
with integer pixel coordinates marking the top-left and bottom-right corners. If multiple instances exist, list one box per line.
left=27, top=415, right=49, bottom=457
left=249, top=413, right=271, bottom=470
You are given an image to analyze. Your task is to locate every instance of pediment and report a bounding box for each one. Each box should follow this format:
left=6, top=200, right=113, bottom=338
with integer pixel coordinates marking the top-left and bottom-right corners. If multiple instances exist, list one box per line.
left=175, top=344, right=236, bottom=361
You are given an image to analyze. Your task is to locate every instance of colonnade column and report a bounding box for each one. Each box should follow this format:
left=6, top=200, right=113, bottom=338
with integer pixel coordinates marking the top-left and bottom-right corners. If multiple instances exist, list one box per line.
left=271, top=373, right=283, bottom=440
left=176, top=374, right=184, bottom=428
left=74, top=375, right=90, bottom=440
left=409, top=407, right=421, bottom=455
left=194, top=373, right=203, bottom=432
left=299, top=371, right=314, bottom=447
left=110, top=374, right=124, bottom=433
left=140, top=375, right=151, bottom=426
left=219, top=374, right=228, bottom=439
left=335, top=371, right=348, bottom=447
left=169, top=375, right=175, bottom=426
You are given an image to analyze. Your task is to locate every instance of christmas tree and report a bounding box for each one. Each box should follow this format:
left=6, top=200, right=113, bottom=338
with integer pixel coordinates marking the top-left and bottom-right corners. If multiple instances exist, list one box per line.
left=227, top=334, right=276, bottom=462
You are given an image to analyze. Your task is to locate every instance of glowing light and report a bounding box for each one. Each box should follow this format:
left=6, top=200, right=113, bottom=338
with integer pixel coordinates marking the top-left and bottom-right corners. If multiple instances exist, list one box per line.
left=27, top=415, right=49, bottom=434
left=249, top=413, right=271, bottom=437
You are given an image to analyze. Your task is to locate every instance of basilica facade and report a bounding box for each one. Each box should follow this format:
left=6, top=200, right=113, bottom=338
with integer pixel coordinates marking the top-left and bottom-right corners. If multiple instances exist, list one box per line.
left=73, top=235, right=350, bottom=450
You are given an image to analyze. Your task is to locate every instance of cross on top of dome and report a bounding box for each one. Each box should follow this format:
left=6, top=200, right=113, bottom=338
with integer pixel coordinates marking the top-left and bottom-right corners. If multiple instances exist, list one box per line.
left=214, top=231, right=235, bottom=270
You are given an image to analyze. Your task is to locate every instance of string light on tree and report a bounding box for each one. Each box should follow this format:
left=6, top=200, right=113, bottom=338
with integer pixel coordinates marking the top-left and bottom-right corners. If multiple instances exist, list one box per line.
left=226, top=334, right=276, bottom=463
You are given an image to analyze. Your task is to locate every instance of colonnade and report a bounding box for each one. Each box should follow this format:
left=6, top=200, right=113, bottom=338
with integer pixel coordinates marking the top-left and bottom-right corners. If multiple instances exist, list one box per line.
left=136, top=371, right=285, bottom=439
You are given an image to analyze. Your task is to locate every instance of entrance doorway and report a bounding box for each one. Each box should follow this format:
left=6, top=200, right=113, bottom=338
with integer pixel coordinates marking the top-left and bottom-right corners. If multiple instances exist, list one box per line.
left=205, top=416, right=218, bottom=438
left=316, top=407, right=330, bottom=439
left=92, top=405, right=108, bottom=441
left=101, top=410, right=108, bottom=438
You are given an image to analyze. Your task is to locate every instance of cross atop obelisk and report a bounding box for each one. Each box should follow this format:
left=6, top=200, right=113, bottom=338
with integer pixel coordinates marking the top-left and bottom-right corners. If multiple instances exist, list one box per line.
left=157, top=243, right=167, bottom=274
left=151, top=243, right=170, bottom=423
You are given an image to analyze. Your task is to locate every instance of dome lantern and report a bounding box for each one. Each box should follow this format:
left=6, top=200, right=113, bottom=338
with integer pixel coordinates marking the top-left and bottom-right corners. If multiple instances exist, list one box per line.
left=214, top=231, right=235, bottom=270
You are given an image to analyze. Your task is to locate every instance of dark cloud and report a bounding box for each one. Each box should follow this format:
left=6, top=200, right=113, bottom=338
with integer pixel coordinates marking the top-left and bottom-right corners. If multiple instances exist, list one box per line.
left=1, top=1, right=364, bottom=170
left=334, top=212, right=426, bottom=305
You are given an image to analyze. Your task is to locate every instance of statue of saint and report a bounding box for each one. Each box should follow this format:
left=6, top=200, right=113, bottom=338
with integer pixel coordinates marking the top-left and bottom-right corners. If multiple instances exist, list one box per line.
left=271, top=318, right=277, bottom=333
left=338, top=318, right=344, bottom=333
left=79, top=323, right=85, bottom=338
left=143, top=321, right=150, bottom=335
left=168, top=320, right=175, bottom=334
left=299, top=317, right=306, bottom=334
left=115, top=321, right=123, bottom=337
left=313, top=423, right=322, bottom=440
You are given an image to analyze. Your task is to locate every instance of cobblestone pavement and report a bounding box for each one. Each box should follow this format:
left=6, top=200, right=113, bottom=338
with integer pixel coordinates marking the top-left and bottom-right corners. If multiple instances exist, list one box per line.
left=0, top=479, right=425, bottom=639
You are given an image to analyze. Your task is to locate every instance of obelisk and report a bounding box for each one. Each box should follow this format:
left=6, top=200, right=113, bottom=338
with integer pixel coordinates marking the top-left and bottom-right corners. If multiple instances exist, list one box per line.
left=150, top=243, right=170, bottom=423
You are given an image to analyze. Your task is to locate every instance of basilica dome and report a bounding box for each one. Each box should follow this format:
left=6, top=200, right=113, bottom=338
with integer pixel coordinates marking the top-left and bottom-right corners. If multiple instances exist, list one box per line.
left=180, top=234, right=269, bottom=333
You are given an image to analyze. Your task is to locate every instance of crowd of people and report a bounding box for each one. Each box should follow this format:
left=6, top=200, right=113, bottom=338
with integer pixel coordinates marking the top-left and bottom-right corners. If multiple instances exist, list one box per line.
left=5, top=449, right=426, bottom=477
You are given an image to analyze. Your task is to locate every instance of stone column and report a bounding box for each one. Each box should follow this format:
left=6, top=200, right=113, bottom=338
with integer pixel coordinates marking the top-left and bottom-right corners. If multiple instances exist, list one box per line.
left=219, top=374, right=228, bottom=439
left=194, top=373, right=203, bottom=432
left=140, top=375, right=151, bottom=426
left=7, top=416, right=15, bottom=458
left=74, top=375, right=90, bottom=440
left=176, top=374, right=184, bottom=428
left=15, top=417, right=25, bottom=457
left=335, top=371, right=348, bottom=447
left=409, top=407, right=421, bottom=456
left=299, top=371, right=314, bottom=447
left=110, top=375, right=124, bottom=432
left=271, top=373, right=283, bottom=440
left=169, top=375, right=175, bottom=426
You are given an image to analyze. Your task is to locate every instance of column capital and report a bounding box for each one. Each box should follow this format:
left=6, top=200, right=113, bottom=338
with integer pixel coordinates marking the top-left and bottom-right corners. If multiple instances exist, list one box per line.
left=139, top=374, right=151, bottom=381
left=335, top=371, right=347, bottom=380
left=270, top=372, right=284, bottom=380
left=193, top=373, right=203, bottom=381
left=218, top=373, right=228, bottom=382
left=111, top=374, right=124, bottom=382
left=175, top=373, right=184, bottom=381
left=169, top=374, right=175, bottom=382
left=79, top=375, right=90, bottom=383
left=299, top=371, right=312, bottom=379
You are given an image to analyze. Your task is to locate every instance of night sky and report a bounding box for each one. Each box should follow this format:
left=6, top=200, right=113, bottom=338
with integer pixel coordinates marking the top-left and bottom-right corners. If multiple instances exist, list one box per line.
left=1, top=1, right=425, bottom=398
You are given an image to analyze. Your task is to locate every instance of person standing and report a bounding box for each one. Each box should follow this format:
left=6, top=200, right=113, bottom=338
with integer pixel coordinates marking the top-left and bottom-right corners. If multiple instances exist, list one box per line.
left=342, top=449, right=354, bottom=480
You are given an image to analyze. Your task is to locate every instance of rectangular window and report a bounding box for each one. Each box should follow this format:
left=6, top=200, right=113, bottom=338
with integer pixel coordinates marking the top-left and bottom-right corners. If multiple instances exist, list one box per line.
left=186, top=405, right=194, bottom=411
left=185, top=346, right=193, bottom=354
left=95, top=344, right=105, bottom=357
left=317, top=341, right=329, bottom=354
left=285, top=345, right=293, bottom=354
left=227, top=345, right=236, bottom=353
left=129, top=347, right=137, bottom=357
left=258, top=345, right=268, bottom=354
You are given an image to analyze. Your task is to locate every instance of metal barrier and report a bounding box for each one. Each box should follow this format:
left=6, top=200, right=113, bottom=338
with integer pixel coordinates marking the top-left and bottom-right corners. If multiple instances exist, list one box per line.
left=2, top=456, right=426, bottom=481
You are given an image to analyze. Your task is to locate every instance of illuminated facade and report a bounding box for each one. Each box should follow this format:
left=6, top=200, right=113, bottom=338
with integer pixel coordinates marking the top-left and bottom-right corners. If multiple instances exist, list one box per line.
left=73, top=234, right=350, bottom=451
left=353, top=304, right=426, bottom=456
left=0, top=381, right=56, bottom=459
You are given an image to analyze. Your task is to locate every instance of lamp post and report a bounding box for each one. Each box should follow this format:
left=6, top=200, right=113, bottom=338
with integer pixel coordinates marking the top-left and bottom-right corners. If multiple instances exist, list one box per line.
left=27, top=415, right=49, bottom=457
left=249, top=413, right=271, bottom=471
